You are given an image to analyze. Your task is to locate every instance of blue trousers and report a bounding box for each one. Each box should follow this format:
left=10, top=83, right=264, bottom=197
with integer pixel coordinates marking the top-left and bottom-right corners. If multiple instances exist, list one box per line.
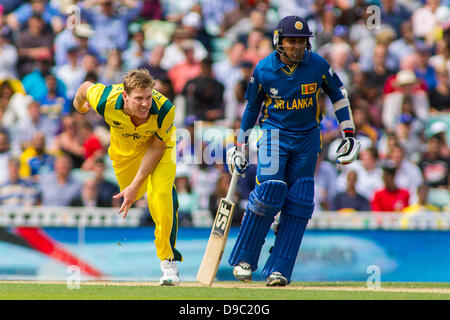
left=256, top=128, right=321, bottom=185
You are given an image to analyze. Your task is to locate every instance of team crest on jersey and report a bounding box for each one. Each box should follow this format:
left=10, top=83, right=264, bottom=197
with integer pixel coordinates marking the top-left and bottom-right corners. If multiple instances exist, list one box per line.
left=301, top=83, right=317, bottom=95
left=295, top=21, right=303, bottom=30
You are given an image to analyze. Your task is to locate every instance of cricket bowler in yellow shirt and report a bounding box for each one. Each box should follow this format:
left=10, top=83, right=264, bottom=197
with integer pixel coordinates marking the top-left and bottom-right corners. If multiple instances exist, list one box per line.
left=73, top=69, right=181, bottom=286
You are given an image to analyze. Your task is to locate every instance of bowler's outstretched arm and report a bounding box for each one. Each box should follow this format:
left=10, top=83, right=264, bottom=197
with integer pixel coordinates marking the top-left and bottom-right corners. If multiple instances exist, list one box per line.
left=73, top=81, right=94, bottom=113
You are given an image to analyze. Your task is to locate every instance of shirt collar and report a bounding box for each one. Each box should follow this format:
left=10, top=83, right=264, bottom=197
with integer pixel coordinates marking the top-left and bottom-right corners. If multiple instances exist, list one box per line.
left=115, top=92, right=124, bottom=110
left=271, top=51, right=286, bottom=71
left=149, top=99, right=158, bottom=114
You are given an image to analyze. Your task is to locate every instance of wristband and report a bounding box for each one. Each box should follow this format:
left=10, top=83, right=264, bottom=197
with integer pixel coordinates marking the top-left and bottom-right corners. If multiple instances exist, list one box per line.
left=344, top=130, right=354, bottom=138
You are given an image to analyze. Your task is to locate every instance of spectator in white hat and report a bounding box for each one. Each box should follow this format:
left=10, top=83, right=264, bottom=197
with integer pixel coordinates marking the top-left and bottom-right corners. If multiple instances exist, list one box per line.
left=54, top=23, right=100, bottom=67
left=427, top=121, right=449, bottom=158
left=382, top=69, right=430, bottom=131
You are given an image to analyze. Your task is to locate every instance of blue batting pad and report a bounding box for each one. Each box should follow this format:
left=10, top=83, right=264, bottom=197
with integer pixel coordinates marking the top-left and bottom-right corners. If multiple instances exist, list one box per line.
left=228, top=180, right=288, bottom=270
left=262, top=177, right=315, bottom=282
left=283, top=177, right=315, bottom=219
left=248, top=179, right=288, bottom=217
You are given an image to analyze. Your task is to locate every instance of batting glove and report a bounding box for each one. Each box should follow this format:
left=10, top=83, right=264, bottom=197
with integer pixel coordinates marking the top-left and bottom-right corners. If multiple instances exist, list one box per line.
left=227, top=145, right=248, bottom=176
left=336, top=135, right=360, bottom=165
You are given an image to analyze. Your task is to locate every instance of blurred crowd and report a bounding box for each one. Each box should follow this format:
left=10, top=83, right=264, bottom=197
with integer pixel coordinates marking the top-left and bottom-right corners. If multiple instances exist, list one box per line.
left=0, top=0, right=448, bottom=227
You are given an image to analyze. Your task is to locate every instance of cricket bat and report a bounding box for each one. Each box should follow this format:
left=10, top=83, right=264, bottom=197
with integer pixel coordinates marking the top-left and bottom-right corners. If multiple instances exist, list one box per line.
left=197, top=171, right=240, bottom=285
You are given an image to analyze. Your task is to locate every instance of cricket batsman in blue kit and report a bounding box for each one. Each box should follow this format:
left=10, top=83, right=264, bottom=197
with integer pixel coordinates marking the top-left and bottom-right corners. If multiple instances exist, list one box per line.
left=226, top=16, right=361, bottom=286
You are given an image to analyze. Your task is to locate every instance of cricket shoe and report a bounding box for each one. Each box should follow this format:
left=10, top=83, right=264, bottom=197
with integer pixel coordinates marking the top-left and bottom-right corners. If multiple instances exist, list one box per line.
left=159, top=259, right=180, bottom=286
left=233, top=262, right=252, bottom=281
left=266, top=272, right=287, bottom=287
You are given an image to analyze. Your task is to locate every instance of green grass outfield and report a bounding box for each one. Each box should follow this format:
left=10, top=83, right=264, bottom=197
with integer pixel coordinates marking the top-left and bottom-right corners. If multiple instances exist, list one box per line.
left=1, top=281, right=450, bottom=300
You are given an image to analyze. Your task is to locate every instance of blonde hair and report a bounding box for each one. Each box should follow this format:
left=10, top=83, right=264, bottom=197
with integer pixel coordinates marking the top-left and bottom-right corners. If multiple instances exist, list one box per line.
left=123, top=68, right=155, bottom=94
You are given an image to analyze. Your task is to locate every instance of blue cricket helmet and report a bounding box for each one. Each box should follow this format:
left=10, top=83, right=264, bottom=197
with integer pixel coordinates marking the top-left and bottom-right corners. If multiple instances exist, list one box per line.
left=274, top=16, right=313, bottom=39
left=273, top=16, right=314, bottom=62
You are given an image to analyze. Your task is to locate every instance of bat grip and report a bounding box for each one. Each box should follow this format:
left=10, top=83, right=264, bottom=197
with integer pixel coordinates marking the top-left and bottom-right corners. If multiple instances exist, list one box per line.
left=225, top=171, right=240, bottom=202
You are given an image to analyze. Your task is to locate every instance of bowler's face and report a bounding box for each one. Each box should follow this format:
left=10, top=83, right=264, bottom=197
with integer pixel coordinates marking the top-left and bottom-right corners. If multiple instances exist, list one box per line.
left=123, top=87, right=153, bottom=119
left=281, top=37, right=307, bottom=63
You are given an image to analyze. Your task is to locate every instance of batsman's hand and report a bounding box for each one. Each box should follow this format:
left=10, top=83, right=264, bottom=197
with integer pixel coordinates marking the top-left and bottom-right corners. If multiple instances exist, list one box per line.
left=336, top=137, right=360, bottom=165
left=227, top=145, right=248, bottom=176
left=113, top=184, right=139, bottom=219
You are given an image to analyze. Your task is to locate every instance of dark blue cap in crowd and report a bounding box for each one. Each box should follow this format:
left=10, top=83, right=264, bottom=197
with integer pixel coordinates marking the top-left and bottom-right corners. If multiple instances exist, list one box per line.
left=399, top=114, right=413, bottom=124
left=334, top=25, right=349, bottom=37
left=184, top=115, right=198, bottom=127
left=240, top=61, right=254, bottom=68
left=381, top=160, right=397, bottom=175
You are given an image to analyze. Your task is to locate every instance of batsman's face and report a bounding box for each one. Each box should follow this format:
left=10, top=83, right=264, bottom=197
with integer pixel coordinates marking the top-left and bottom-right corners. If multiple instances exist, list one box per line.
left=123, top=87, right=153, bottom=119
left=281, top=37, right=307, bottom=62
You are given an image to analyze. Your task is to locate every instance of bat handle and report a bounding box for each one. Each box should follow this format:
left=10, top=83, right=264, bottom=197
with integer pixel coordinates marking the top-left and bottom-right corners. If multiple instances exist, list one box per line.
left=225, top=171, right=240, bottom=202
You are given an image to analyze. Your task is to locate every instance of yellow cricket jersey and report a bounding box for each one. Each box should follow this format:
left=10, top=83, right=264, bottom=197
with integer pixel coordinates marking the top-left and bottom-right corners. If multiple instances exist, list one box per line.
left=86, top=83, right=176, bottom=161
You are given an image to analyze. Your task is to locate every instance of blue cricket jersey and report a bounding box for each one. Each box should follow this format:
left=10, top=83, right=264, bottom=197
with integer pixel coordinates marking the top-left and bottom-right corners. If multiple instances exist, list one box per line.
left=238, top=51, right=354, bottom=144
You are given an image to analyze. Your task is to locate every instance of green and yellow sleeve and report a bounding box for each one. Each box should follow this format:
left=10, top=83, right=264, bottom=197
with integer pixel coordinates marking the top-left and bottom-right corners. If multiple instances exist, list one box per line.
left=155, top=100, right=175, bottom=142
left=86, top=83, right=112, bottom=117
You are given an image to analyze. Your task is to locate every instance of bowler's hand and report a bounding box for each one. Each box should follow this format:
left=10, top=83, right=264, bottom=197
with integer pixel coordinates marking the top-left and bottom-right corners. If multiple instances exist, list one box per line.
left=113, top=184, right=139, bottom=219
left=81, top=101, right=91, bottom=113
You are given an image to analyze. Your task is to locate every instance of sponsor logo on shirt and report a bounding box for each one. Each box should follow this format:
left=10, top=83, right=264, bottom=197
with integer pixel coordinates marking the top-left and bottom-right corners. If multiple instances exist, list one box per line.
left=122, top=133, right=141, bottom=140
